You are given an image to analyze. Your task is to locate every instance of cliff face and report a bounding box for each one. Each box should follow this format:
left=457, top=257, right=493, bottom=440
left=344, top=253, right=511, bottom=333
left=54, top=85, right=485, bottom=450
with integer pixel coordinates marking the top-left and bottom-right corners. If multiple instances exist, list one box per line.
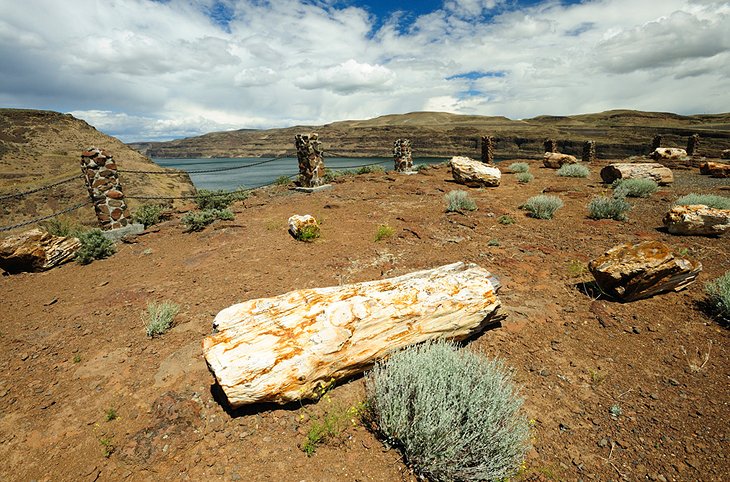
left=129, top=110, right=730, bottom=160
left=0, top=109, right=196, bottom=230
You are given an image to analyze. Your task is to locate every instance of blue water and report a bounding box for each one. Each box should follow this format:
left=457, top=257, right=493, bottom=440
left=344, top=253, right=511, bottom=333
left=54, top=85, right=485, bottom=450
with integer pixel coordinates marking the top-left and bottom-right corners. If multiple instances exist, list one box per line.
left=154, top=157, right=448, bottom=191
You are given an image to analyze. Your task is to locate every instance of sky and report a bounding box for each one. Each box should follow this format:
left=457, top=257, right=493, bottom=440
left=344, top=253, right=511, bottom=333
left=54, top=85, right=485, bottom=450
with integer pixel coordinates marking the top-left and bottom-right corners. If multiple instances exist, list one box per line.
left=1, top=0, right=729, bottom=142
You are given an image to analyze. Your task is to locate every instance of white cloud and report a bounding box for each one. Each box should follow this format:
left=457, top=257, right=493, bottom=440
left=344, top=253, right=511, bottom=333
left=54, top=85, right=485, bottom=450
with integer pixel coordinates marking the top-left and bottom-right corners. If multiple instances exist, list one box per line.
left=295, top=59, right=396, bottom=94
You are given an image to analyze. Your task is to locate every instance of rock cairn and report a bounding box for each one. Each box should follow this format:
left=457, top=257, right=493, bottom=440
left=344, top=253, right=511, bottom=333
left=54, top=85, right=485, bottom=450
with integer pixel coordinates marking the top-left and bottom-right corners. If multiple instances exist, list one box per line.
left=481, top=136, right=494, bottom=164
left=582, top=140, right=596, bottom=163
left=295, top=133, right=325, bottom=187
left=393, top=138, right=413, bottom=172
left=544, top=139, right=557, bottom=153
left=80, top=148, right=130, bottom=230
left=686, top=134, right=700, bottom=156
left=651, top=135, right=662, bottom=152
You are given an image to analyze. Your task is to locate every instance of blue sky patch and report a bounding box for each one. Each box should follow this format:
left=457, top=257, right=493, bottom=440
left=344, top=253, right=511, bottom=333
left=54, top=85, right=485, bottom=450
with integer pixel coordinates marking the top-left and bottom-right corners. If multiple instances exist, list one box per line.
left=447, top=71, right=506, bottom=81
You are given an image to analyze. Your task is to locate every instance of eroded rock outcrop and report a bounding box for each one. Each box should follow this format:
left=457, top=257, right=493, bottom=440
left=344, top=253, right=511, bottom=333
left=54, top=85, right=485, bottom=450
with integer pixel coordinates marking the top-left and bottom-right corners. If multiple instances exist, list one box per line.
left=543, top=152, right=578, bottom=169
left=600, top=162, right=673, bottom=185
left=663, top=205, right=730, bottom=236
left=450, top=156, right=501, bottom=187
left=0, top=228, right=80, bottom=273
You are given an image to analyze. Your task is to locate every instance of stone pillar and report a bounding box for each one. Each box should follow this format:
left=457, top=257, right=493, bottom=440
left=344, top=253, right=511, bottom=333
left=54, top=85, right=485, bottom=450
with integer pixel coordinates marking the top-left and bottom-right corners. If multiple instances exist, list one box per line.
left=582, top=140, right=596, bottom=163
left=393, top=138, right=413, bottom=172
left=80, top=147, right=130, bottom=230
left=686, top=134, right=700, bottom=156
left=480, top=136, right=494, bottom=164
left=295, top=133, right=325, bottom=187
left=544, top=139, right=557, bottom=153
left=651, top=135, right=662, bottom=152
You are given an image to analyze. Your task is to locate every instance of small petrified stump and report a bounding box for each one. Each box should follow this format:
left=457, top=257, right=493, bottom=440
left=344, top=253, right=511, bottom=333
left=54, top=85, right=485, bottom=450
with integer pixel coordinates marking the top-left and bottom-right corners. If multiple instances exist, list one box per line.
left=393, top=139, right=413, bottom=172
left=0, top=228, right=81, bottom=273
left=80, top=147, right=130, bottom=230
left=663, top=205, right=730, bottom=236
left=699, top=161, right=730, bottom=178
left=295, top=133, right=325, bottom=187
left=582, top=140, right=596, bottom=163
left=651, top=135, right=662, bottom=152
left=650, top=147, right=687, bottom=162
left=202, top=262, right=502, bottom=407
left=287, top=214, right=319, bottom=239
left=600, top=162, right=673, bottom=185
left=588, top=241, right=702, bottom=302
left=543, top=152, right=578, bottom=169
left=450, top=156, right=501, bottom=187
left=544, top=139, right=557, bottom=153
left=686, top=134, right=700, bottom=156
left=481, top=135, right=494, bottom=164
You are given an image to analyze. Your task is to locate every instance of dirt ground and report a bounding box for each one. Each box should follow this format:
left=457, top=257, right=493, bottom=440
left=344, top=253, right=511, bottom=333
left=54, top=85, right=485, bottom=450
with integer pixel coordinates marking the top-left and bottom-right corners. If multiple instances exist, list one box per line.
left=1, top=160, right=728, bottom=481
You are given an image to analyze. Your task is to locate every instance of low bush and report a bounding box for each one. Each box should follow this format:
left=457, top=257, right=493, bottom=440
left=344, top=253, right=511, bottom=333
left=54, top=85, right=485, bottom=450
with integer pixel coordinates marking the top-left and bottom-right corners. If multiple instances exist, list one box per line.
left=444, top=190, right=477, bottom=213
left=374, top=224, right=394, bottom=241
left=357, top=165, right=385, bottom=175
left=181, top=208, right=234, bottom=232
left=132, top=204, right=164, bottom=228
left=145, top=300, right=179, bottom=337
left=76, top=229, right=116, bottom=265
left=498, top=215, right=515, bottom=225
left=366, top=340, right=530, bottom=481
left=295, top=223, right=321, bottom=242
left=516, top=172, right=534, bottom=183
left=195, top=189, right=248, bottom=210
left=587, top=196, right=631, bottom=221
left=323, top=169, right=355, bottom=183
left=274, top=175, right=292, bottom=186
left=611, top=178, right=658, bottom=198
left=508, top=162, right=530, bottom=173
left=556, top=164, right=589, bottom=178
left=521, top=195, right=563, bottom=220
left=301, top=403, right=365, bottom=456
left=705, top=271, right=730, bottom=321
left=674, top=193, right=730, bottom=210
left=42, top=216, right=85, bottom=238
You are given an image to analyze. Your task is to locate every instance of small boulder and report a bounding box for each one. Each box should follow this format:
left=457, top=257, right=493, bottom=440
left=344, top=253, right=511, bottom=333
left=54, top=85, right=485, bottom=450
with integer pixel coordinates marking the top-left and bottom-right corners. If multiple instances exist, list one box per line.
left=450, top=156, right=501, bottom=187
left=650, top=147, right=687, bottom=161
left=600, top=162, right=673, bottom=185
left=287, top=214, right=319, bottom=240
left=698, top=161, right=730, bottom=178
left=588, top=241, right=701, bottom=301
left=663, top=205, right=730, bottom=236
left=0, top=228, right=81, bottom=274
left=720, top=149, right=730, bottom=159
left=543, top=152, right=579, bottom=169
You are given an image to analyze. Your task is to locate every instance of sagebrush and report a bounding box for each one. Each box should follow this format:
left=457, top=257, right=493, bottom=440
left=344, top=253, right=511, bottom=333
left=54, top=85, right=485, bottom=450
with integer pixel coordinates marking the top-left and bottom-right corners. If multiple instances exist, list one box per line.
left=705, top=271, right=730, bottom=321
left=556, top=164, right=589, bottom=178
left=674, top=193, right=730, bottom=210
left=516, top=172, right=534, bottom=183
left=42, top=216, right=85, bottom=238
left=181, top=209, right=234, bottom=232
left=76, top=230, right=116, bottom=265
left=611, top=178, right=658, bottom=198
left=374, top=224, right=394, bottom=241
left=195, top=189, right=248, bottom=210
left=133, top=204, right=164, bottom=227
left=366, top=340, right=530, bottom=481
left=145, top=301, right=180, bottom=337
left=444, top=190, right=477, bottom=213
left=509, top=162, right=530, bottom=173
left=357, top=165, right=385, bottom=175
left=521, top=195, right=563, bottom=219
left=587, top=196, right=631, bottom=221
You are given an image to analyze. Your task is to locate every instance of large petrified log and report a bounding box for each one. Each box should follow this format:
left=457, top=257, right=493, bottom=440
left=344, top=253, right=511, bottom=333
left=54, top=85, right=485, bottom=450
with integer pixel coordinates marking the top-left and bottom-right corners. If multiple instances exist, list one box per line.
left=600, top=162, right=673, bottom=185
left=543, top=152, right=578, bottom=168
left=202, top=262, right=502, bottom=407
left=663, top=205, right=730, bottom=236
left=0, top=228, right=81, bottom=274
left=650, top=147, right=687, bottom=161
left=588, top=241, right=701, bottom=301
left=450, top=156, right=501, bottom=187
left=699, top=161, right=730, bottom=178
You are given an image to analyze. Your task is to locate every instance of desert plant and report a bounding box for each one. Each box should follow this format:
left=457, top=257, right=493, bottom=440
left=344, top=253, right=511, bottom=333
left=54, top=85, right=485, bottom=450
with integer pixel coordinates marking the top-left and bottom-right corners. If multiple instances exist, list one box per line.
left=195, top=189, right=248, bottom=210
left=145, top=300, right=179, bottom=337
left=374, top=224, right=394, bottom=241
left=521, top=195, right=564, bottom=220
left=76, top=229, right=116, bottom=265
left=705, top=270, right=730, bottom=321
left=611, top=178, right=658, bottom=198
left=366, top=340, right=530, bottom=481
left=444, top=190, right=477, bottom=213
left=415, top=164, right=430, bottom=172
left=132, top=204, right=164, bottom=228
left=295, top=223, right=321, bottom=242
left=357, top=165, right=385, bottom=175
left=487, top=238, right=500, bottom=247
left=181, top=208, right=234, bottom=232
left=274, top=175, right=292, bottom=186
left=42, top=216, right=85, bottom=238
left=674, top=193, right=730, bottom=210
left=516, top=172, right=534, bottom=183
left=105, top=408, right=117, bottom=422
left=509, top=162, right=530, bottom=173
left=301, top=403, right=365, bottom=456
left=99, top=437, right=114, bottom=458
left=567, top=260, right=587, bottom=278
left=556, top=164, right=589, bottom=178
left=498, top=215, right=515, bottom=225
left=587, top=196, right=631, bottom=221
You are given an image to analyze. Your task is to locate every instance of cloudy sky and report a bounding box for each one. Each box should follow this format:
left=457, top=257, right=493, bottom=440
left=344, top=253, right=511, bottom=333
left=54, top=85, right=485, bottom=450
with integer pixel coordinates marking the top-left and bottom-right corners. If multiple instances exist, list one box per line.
left=1, top=0, right=729, bottom=142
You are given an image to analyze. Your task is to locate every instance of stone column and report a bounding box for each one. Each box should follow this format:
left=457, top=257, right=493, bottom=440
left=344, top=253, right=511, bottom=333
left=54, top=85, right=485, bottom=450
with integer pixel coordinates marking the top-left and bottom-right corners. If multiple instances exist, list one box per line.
left=481, top=136, right=494, bottom=164
left=582, top=140, right=596, bottom=163
left=393, top=138, right=413, bottom=172
left=295, top=133, right=325, bottom=187
left=80, top=147, right=130, bottom=230
left=544, top=139, right=557, bottom=153
left=651, top=135, right=662, bottom=152
left=686, top=134, right=700, bottom=156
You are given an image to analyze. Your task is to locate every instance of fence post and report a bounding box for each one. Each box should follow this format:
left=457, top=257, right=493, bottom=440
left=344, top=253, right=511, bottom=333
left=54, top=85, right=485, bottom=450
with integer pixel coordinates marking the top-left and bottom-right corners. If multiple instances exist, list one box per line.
left=651, top=135, right=662, bottom=152
left=393, top=139, right=413, bottom=172
left=80, top=148, right=130, bottom=230
left=543, top=139, right=557, bottom=153
left=481, top=136, right=494, bottom=164
left=295, top=133, right=325, bottom=187
left=686, top=134, right=700, bottom=156
left=582, top=140, right=596, bottom=163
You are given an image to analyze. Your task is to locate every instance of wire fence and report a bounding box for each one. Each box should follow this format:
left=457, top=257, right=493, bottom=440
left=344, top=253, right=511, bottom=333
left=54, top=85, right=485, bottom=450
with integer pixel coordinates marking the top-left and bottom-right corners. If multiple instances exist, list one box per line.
left=0, top=173, right=83, bottom=201
left=0, top=200, right=91, bottom=233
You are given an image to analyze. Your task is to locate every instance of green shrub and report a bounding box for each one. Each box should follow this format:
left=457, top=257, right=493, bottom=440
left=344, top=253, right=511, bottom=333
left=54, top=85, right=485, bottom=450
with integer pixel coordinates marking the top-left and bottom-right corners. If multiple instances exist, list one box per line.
left=587, top=196, right=631, bottom=221
left=323, top=169, right=356, bottom=183
left=374, top=224, right=394, bottom=241
left=145, top=301, right=179, bottom=337
left=516, top=172, right=534, bottom=183
left=42, top=216, right=85, bottom=238
left=520, top=195, right=564, bottom=219
left=444, top=190, right=477, bottom=213
left=415, top=164, right=430, bottom=172
left=509, top=162, right=530, bottom=173
left=76, top=229, right=116, bottom=265
left=132, top=204, right=164, bottom=228
left=498, top=215, right=515, bottom=225
left=181, top=209, right=234, bottom=232
left=674, top=193, right=730, bottom=210
left=275, top=175, right=292, bottom=186
left=556, top=164, right=589, bottom=178
left=366, top=340, right=530, bottom=481
left=706, top=271, right=730, bottom=321
left=195, top=189, right=248, bottom=210
left=301, top=403, right=364, bottom=456
left=295, top=224, right=321, bottom=242
left=611, top=178, right=658, bottom=198
left=357, top=165, right=385, bottom=175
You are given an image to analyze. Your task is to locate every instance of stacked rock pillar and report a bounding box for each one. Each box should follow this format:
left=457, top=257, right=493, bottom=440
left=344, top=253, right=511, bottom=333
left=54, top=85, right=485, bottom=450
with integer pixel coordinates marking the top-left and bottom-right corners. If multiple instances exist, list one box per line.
left=393, top=139, right=413, bottom=172
left=544, top=139, right=557, bottom=153
left=80, top=148, right=130, bottom=230
left=481, top=136, right=494, bottom=164
left=686, top=134, right=700, bottom=156
left=295, top=133, right=325, bottom=187
left=582, top=140, right=596, bottom=163
left=651, top=135, right=662, bottom=152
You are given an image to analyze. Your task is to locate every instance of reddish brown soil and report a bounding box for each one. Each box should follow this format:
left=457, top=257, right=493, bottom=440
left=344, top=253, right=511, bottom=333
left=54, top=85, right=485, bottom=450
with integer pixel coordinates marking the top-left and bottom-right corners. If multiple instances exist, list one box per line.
left=1, top=161, right=728, bottom=481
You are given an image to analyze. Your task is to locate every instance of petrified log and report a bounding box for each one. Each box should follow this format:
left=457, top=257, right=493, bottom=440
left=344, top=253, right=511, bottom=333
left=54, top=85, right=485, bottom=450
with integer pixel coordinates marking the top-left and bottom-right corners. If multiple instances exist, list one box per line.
left=543, top=152, right=578, bottom=168
left=588, top=241, right=701, bottom=301
left=450, top=156, right=501, bottom=187
left=202, top=262, right=502, bottom=407
left=287, top=214, right=319, bottom=240
left=663, top=205, right=730, bottom=236
left=0, top=228, right=81, bottom=274
left=650, top=147, right=687, bottom=161
left=600, top=163, right=673, bottom=185
left=699, top=161, right=730, bottom=178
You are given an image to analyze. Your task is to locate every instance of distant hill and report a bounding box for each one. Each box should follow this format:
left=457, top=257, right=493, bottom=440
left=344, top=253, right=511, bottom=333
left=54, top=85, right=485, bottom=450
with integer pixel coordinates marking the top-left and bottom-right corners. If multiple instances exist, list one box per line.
left=129, top=110, right=730, bottom=160
left=0, top=109, right=196, bottom=230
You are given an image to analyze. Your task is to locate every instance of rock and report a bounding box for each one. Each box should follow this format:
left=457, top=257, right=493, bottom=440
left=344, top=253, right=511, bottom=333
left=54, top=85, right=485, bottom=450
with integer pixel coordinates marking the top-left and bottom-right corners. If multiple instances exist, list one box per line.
left=449, top=156, right=501, bottom=187
left=721, top=149, right=730, bottom=159
left=202, top=262, right=502, bottom=407
left=287, top=214, right=319, bottom=239
left=101, top=223, right=144, bottom=242
left=650, top=147, right=687, bottom=161
left=543, top=152, right=579, bottom=168
left=0, top=228, right=81, bottom=274
left=698, top=161, right=730, bottom=178
left=600, top=162, right=674, bottom=185
left=588, top=241, right=701, bottom=301
left=663, top=205, right=730, bottom=236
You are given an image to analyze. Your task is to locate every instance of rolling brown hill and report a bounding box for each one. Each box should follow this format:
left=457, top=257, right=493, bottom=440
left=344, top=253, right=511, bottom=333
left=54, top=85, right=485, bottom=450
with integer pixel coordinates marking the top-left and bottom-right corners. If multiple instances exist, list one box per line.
left=130, top=109, right=730, bottom=160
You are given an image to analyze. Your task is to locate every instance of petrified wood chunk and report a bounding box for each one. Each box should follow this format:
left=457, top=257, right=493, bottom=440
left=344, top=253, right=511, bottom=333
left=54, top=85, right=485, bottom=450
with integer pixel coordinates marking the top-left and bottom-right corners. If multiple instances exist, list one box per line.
left=698, top=161, right=730, bottom=178
left=0, top=228, right=81, bottom=274
left=202, top=262, right=502, bottom=407
left=588, top=241, right=701, bottom=302
left=663, top=205, right=730, bottom=236
left=600, top=162, right=673, bottom=185
left=287, top=214, right=319, bottom=239
left=543, top=152, right=578, bottom=168
left=650, top=147, right=687, bottom=161
left=450, top=156, right=501, bottom=187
